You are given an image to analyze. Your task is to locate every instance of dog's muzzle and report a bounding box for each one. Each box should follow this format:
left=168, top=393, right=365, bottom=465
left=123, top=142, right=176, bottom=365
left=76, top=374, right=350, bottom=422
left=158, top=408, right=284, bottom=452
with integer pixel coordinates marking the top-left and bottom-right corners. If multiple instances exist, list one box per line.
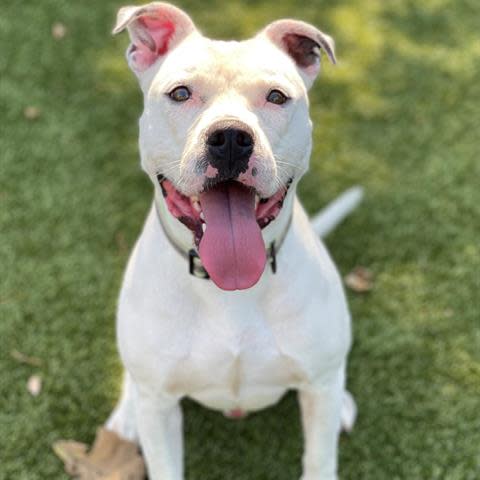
left=156, top=174, right=293, bottom=291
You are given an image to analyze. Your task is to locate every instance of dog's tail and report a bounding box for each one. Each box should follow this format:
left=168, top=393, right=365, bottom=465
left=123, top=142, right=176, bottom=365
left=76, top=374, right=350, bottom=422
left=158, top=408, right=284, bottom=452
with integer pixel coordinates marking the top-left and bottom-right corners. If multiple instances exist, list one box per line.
left=310, top=186, right=364, bottom=238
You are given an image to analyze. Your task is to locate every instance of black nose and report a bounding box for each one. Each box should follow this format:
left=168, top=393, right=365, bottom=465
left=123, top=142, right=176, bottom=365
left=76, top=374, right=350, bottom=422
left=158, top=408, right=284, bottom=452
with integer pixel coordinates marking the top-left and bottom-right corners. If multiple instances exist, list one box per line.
left=206, top=128, right=254, bottom=180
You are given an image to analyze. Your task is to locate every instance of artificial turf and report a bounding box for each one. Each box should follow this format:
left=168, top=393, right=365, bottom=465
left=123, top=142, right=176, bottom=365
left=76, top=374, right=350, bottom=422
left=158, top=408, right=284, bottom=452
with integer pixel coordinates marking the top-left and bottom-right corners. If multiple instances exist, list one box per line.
left=1, top=0, right=479, bottom=478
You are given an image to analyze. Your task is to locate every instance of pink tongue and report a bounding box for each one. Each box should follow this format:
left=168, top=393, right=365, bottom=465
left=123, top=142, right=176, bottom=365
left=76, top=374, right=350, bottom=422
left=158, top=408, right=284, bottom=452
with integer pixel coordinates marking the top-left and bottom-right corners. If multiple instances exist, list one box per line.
left=199, top=182, right=266, bottom=291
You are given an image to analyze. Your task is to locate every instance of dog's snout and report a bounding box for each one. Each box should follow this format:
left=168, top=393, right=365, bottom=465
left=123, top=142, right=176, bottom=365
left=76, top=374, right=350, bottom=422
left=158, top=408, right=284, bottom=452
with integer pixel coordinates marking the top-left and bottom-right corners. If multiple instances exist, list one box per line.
left=206, top=128, right=253, bottom=180
left=207, top=128, right=253, bottom=160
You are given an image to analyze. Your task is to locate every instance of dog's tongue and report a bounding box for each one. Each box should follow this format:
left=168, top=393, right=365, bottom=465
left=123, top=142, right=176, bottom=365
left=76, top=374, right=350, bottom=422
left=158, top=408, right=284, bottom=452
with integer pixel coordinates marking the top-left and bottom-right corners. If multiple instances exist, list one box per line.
left=199, top=182, right=266, bottom=290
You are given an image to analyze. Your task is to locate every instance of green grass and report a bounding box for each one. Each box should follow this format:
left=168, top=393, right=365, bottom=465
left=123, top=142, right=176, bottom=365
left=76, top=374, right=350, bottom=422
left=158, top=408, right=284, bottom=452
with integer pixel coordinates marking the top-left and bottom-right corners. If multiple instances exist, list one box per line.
left=1, top=0, right=479, bottom=478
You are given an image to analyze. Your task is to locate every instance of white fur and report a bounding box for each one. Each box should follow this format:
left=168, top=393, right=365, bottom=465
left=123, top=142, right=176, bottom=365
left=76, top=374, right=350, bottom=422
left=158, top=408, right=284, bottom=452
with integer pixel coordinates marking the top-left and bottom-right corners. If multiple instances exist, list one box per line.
left=311, top=186, right=364, bottom=238
left=106, top=4, right=359, bottom=479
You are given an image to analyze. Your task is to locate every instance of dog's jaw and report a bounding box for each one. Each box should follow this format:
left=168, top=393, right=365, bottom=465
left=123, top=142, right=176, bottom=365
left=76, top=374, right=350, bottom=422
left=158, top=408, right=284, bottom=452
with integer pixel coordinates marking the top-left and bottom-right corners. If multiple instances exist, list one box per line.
left=158, top=176, right=291, bottom=290
left=159, top=176, right=291, bottom=248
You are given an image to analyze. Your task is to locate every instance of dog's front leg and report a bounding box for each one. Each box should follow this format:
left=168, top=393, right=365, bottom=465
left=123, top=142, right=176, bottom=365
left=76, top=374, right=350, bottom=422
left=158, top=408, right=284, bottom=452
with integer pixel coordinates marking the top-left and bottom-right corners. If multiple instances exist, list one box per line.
left=299, top=370, right=344, bottom=480
left=135, top=385, right=183, bottom=480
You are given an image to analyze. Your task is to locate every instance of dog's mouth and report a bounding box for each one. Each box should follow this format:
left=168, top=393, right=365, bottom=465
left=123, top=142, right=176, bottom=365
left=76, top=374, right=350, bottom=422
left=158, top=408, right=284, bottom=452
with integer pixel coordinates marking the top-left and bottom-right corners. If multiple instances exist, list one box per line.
left=158, top=176, right=290, bottom=290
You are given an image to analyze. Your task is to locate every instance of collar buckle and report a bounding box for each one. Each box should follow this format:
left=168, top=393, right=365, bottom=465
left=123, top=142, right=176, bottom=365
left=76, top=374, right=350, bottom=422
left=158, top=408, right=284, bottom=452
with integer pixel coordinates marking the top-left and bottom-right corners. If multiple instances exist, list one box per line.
left=188, top=249, right=210, bottom=279
left=269, top=242, right=277, bottom=274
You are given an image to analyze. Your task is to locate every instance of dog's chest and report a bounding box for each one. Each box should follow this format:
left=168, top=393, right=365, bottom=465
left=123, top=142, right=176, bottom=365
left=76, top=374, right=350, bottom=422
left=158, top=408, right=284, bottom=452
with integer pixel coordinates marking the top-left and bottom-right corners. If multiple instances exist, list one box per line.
left=161, top=309, right=314, bottom=412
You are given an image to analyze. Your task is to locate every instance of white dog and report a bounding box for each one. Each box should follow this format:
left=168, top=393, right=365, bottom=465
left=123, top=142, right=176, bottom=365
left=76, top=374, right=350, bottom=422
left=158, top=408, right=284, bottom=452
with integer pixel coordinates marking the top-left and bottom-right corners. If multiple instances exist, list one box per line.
left=105, top=3, right=361, bottom=479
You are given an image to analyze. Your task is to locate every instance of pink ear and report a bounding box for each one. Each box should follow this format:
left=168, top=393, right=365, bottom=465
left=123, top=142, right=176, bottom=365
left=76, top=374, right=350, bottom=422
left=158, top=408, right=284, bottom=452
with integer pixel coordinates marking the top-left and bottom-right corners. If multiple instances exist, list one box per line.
left=260, top=19, right=336, bottom=87
left=113, top=3, right=196, bottom=73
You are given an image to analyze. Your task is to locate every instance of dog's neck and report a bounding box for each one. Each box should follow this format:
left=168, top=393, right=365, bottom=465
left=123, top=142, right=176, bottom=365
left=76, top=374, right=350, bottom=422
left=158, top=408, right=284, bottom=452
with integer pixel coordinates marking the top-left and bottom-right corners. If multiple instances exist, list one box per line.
left=153, top=183, right=294, bottom=270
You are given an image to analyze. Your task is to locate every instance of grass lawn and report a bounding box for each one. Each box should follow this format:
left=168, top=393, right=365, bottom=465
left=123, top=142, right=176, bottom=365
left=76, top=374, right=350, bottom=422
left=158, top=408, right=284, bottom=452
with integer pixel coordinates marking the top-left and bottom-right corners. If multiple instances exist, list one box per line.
left=1, top=0, right=479, bottom=478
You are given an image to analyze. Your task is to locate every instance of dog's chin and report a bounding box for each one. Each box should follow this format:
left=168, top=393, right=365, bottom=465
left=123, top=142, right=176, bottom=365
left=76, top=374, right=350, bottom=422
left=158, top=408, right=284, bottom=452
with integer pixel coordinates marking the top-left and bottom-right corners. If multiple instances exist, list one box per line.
left=158, top=176, right=291, bottom=291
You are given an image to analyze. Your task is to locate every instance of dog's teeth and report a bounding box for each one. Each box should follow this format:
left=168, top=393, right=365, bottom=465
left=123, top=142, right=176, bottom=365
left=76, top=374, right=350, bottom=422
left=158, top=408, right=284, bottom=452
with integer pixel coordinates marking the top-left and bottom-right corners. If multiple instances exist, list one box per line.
left=191, top=195, right=199, bottom=202
left=193, top=201, right=201, bottom=213
left=255, top=196, right=259, bottom=208
left=200, top=211, right=204, bottom=220
left=202, top=223, right=206, bottom=232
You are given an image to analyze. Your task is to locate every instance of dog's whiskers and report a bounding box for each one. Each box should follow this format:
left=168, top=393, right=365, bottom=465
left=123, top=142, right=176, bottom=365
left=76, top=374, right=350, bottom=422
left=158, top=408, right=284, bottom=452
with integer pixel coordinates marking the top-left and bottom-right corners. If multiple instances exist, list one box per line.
left=154, top=161, right=185, bottom=182
left=275, top=159, right=304, bottom=171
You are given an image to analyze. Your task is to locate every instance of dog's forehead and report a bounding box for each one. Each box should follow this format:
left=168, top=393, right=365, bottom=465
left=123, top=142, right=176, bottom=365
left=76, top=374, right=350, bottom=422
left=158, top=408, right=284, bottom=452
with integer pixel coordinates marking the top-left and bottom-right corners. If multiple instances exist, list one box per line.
left=156, top=35, right=302, bottom=91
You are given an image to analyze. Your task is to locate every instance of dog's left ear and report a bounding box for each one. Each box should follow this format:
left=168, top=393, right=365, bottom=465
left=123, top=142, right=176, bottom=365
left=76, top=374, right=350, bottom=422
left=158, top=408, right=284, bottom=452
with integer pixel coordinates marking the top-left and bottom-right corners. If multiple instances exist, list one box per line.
left=113, top=2, right=197, bottom=75
left=259, top=19, right=336, bottom=89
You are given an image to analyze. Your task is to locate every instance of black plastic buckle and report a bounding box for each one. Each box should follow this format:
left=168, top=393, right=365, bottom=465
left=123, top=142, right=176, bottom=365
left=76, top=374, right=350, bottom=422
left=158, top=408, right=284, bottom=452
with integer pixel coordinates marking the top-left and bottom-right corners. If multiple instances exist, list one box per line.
left=188, top=249, right=210, bottom=279
left=269, top=242, right=277, bottom=274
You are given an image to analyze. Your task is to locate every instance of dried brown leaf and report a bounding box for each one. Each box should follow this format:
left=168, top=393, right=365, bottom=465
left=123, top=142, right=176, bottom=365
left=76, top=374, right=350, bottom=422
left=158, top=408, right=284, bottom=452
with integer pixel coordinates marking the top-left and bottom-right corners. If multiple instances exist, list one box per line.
left=52, top=22, right=67, bottom=39
left=53, top=428, right=146, bottom=479
left=23, top=106, right=41, bottom=120
left=11, top=349, right=43, bottom=367
left=345, top=266, right=374, bottom=293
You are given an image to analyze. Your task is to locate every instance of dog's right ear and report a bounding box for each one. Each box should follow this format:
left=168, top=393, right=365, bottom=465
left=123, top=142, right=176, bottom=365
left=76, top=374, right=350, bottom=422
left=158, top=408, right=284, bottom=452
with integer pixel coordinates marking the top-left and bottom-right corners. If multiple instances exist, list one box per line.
left=113, top=2, right=197, bottom=75
left=259, top=19, right=336, bottom=90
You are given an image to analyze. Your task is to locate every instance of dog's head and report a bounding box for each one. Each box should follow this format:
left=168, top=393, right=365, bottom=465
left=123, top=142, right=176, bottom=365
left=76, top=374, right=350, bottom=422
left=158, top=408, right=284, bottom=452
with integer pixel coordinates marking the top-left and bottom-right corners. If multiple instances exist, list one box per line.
left=114, top=2, right=336, bottom=290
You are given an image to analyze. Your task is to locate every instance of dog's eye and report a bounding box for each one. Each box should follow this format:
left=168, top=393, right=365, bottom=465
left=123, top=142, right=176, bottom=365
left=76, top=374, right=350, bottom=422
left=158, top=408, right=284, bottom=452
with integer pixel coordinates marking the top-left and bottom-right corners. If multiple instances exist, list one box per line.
left=169, top=86, right=191, bottom=102
left=267, top=89, right=289, bottom=105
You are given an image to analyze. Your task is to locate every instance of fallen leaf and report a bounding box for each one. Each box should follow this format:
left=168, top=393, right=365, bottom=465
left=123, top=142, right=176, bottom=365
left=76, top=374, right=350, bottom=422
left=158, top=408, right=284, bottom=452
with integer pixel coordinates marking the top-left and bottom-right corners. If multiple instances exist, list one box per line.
left=53, top=440, right=88, bottom=475
left=53, top=428, right=146, bottom=479
left=11, top=349, right=43, bottom=367
left=345, top=266, right=374, bottom=293
left=23, top=106, right=41, bottom=120
left=52, top=22, right=67, bottom=39
left=27, top=374, right=42, bottom=396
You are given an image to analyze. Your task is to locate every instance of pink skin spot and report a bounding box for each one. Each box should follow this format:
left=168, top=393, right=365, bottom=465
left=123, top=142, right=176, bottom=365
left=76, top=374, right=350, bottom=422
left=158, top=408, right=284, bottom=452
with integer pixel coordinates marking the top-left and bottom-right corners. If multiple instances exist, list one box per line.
left=237, top=157, right=259, bottom=188
left=253, top=98, right=267, bottom=109
left=205, top=164, right=219, bottom=179
left=188, top=93, right=203, bottom=107
left=224, top=409, right=247, bottom=419
left=237, top=172, right=256, bottom=188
